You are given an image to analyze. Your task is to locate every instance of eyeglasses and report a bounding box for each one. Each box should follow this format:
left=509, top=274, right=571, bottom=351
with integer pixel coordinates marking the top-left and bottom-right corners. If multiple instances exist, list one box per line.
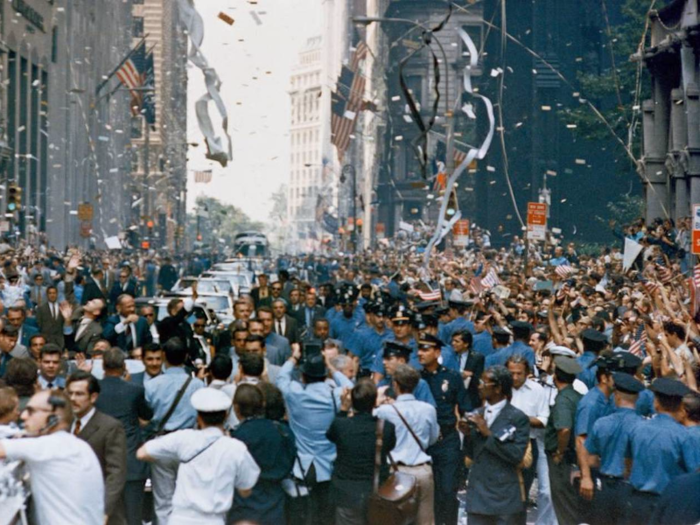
left=272, top=286, right=282, bottom=291
left=194, top=323, right=206, bottom=328
left=144, top=313, right=155, bottom=318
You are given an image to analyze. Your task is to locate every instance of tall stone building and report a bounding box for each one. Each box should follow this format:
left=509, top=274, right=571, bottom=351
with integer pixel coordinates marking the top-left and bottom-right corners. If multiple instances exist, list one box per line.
left=130, top=0, right=188, bottom=249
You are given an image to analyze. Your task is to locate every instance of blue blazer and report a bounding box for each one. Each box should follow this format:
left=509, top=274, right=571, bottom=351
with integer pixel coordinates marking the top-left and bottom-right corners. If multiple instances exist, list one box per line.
left=102, top=315, right=153, bottom=350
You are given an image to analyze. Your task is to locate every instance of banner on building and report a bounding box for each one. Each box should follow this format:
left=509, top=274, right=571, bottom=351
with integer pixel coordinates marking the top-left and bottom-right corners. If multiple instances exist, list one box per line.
left=527, top=202, right=547, bottom=241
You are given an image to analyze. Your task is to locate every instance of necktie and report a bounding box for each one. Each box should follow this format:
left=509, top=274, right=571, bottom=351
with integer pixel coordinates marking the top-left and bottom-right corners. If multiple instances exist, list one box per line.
left=47, top=382, right=53, bottom=389
left=74, top=419, right=81, bottom=435
left=277, top=320, right=282, bottom=334
left=35, top=287, right=41, bottom=305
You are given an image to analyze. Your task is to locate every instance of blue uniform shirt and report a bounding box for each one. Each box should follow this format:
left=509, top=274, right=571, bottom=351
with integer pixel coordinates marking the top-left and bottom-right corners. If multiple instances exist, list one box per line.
left=585, top=407, right=642, bottom=477
left=439, top=345, right=459, bottom=372
left=370, top=336, right=418, bottom=375
left=421, top=365, right=469, bottom=427
left=575, top=386, right=614, bottom=436
left=576, top=351, right=598, bottom=390
left=330, top=315, right=363, bottom=351
left=352, top=327, right=393, bottom=370
left=472, top=330, right=494, bottom=357
left=145, top=367, right=204, bottom=431
left=626, top=413, right=700, bottom=494
left=378, top=376, right=437, bottom=407
left=635, top=388, right=655, bottom=417
left=485, top=341, right=536, bottom=369
left=438, top=317, right=474, bottom=345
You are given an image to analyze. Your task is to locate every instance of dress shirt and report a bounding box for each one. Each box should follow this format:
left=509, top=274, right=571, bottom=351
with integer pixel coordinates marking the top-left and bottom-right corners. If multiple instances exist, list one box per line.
left=38, top=374, right=66, bottom=390
left=145, top=367, right=204, bottom=431
left=114, top=316, right=138, bottom=349
left=48, top=301, right=59, bottom=319
left=71, top=407, right=96, bottom=434
left=1, top=431, right=104, bottom=525
left=75, top=317, right=92, bottom=341
left=149, top=323, right=160, bottom=344
left=374, top=394, right=439, bottom=466
left=194, top=334, right=211, bottom=364
left=484, top=398, right=507, bottom=428
left=145, top=427, right=260, bottom=521
left=511, top=378, right=550, bottom=440
left=275, top=359, right=352, bottom=482
left=276, top=317, right=286, bottom=336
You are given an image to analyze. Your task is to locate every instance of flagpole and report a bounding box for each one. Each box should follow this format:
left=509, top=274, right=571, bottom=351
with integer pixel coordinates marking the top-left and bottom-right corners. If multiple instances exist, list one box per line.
left=95, top=34, right=150, bottom=95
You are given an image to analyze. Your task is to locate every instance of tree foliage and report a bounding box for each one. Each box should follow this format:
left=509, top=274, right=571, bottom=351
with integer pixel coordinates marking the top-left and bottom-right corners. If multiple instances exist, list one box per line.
left=187, top=196, right=264, bottom=248
left=559, top=0, right=651, bottom=170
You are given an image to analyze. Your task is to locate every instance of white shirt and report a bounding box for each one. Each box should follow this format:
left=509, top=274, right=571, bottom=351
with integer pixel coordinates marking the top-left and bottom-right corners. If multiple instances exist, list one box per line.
left=484, top=399, right=507, bottom=428
left=75, top=317, right=92, bottom=341
left=511, top=379, right=550, bottom=440
left=115, top=316, right=138, bottom=349
left=150, top=323, right=160, bottom=344
left=49, top=301, right=59, bottom=319
left=71, top=407, right=96, bottom=435
left=276, top=317, right=286, bottom=335
left=2, top=431, right=105, bottom=525
left=146, top=427, right=260, bottom=523
left=208, top=382, right=237, bottom=430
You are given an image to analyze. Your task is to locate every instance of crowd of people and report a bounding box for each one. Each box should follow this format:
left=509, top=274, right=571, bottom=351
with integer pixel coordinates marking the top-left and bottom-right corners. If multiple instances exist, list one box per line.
left=0, top=215, right=699, bottom=525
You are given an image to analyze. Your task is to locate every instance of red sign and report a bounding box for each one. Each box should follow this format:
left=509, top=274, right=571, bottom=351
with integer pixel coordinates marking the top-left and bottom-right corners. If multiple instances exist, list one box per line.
left=527, top=203, right=547, bottom=226
left=693, top=205, right=700, bottom=255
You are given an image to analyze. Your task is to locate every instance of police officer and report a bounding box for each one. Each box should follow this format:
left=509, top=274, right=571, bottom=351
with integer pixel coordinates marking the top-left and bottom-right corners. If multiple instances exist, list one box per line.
left=351, top=302, right=392, bottom=378
left=623, top=378, right=700, bottom=524
left=137, top=388, right=261, bottom=525
left=379, top=340, right=436, bottom=406
left=329, top=289, right=365, bottom=351
left=575, top=354, right=616, bottom=507
left=545, top=356, right=584, bottom=525
left=584, top=372, right=644, bottom=525
left=372, top=304, right=418, bottom=383
left=486, top=321, right=536, bottom=369
left=438, top=299, right=474, bottom=343
left=418, top=333, right=469, bottom=525
left=577, top=329, right=608, bottom=389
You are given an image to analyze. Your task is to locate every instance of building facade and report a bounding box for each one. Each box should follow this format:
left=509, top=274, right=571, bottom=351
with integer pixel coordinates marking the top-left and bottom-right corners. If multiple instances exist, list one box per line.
left=130, top=0, right=188, bottom=250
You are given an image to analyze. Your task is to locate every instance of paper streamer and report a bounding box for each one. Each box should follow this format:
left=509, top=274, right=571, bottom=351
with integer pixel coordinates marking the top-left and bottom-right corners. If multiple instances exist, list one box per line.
left=176, top=0, right=233, bottom=167
left=423, top=27, right=495, bottom=267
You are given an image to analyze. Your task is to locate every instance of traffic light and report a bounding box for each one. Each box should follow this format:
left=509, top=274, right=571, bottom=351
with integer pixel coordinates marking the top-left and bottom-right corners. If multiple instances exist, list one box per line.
left=7, top=184, right=21, bottom=213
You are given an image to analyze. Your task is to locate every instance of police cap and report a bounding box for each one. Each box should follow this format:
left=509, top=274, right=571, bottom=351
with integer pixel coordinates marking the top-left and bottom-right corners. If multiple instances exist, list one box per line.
left=510, top=321, right=533, bottom=338
left=582, top=328, right=608, bottom=351
left=418, top=333, right=444, bottom=350
left=612, top=372, right=644, bottom=394
left=554, top=356, right=582, bottom=375
left=650, top=377, right=691, bottom=398
left=191, top=388, right=233, bottom=413
left=382, top=341, right=412, bottom=359
left=390, top=305, right=414, bottom=324
left=549, top=345, right=577, bottom=358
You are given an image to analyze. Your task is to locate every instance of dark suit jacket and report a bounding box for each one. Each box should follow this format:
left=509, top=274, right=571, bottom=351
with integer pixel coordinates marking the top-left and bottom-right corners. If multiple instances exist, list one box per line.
left=157, top=307, right=197, bottom=361
left=103, top=315, right=152, bottom=351
left=299, top=305, right=326, bottom=328
left=81, top=278, right=108, bottom=305
left=251, top=287, right=272, bottom=309
left=463, top=402, right=530, bottom=516
left=95, top=376, right=153, bottom=481
left=36, top=302, right=66, bottom=348
left=462, top=351, right=485, bottom=411
left=288, top=304, right=305, bottom=326
left=78, top=409, right=128, bottom=523
left=109, top=279, right=139, bottom=306
left=65, top=313, right=104, bottom=356
left=274, top=315, right=299, bottom=344
left=326, top=413, right=396, bottom=508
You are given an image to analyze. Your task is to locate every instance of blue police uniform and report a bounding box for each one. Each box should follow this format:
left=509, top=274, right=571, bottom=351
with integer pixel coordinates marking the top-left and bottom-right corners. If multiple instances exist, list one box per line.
left=378, top=376, right=436, bottom=407
left=575, top=386, right=614, bottom=437
left=585, top=408, right=642, bottom=524
left=330, top=313, right=364, bottom=351
left=635, top=388, right=655, bottom=417
left=370, top=336, right=419, bottom=375
left=422, top=365, right=469, bottom=525
left=485, top=340, right=536, bottom=369
left=352, top=327, right=393, bottom=373
left=472, top=330, right=494, bottom=357
left=438, top=317, right=474, bottom=345
left=624, top=414, right=700, bottom=523
left=576, top=351, right=598, bottom=390
left=438, top=344, right=459, bottom=371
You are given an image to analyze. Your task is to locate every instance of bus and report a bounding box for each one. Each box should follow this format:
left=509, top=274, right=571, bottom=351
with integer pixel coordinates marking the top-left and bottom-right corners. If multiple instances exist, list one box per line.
left=232, top=231, right=269, bottom=258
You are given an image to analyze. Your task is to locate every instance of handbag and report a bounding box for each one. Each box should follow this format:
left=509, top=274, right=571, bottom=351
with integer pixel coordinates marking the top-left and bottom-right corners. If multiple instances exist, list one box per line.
left=367, top=419, right=419, bottom=525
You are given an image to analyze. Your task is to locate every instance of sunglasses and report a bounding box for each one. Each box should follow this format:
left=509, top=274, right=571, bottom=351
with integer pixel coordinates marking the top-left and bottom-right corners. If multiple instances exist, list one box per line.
left=194, top=323, right=206, bottom=328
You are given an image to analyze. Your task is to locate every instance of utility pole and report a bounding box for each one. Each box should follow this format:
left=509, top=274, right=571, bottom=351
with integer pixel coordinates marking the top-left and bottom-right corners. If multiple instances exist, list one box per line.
left=143, top=115, right=150, bottom=248
left=342, top=164, right=357, bottom=253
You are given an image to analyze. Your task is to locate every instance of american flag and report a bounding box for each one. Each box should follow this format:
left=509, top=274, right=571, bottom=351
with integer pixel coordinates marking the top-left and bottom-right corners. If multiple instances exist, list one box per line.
left=417, top=288, right=442, bottom=302
left=117, top=42, right=146, bottom=90
left=469, top=276, right=483, bottom=295
left=481, top=268, right=500, bottom=290
left=555, top=265, right=574, bottom=278
left=690, top=264, right=700, bottom=315
left=655, top=263, right=673, bottom=284
left=629, top=327, right=647, bottom=357
left=194, top=170, right=213, bottom=183
left=331, top=38, right=368, bottom=161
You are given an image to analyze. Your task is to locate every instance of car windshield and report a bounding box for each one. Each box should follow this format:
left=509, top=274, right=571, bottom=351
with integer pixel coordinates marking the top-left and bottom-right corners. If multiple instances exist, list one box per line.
left=198, top=280, right=232, bottom=294
left=199, top=296, right=230, bottom=312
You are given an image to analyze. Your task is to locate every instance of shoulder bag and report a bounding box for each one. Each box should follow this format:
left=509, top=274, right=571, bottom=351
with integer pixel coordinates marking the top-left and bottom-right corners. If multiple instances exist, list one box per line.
left=154, top=376, right=193, bottom=437
left=367, top=418, right=419, bottom=525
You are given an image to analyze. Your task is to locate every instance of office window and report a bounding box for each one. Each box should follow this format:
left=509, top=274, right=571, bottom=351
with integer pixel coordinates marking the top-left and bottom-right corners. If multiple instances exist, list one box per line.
left=51, top=27, right=58, bottom=63
left=132, top=17, right=145, bottom=38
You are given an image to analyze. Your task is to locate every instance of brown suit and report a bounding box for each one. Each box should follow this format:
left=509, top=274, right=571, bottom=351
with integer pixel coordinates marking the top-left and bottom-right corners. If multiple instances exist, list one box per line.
left=78, top=409, right=128, bottom=525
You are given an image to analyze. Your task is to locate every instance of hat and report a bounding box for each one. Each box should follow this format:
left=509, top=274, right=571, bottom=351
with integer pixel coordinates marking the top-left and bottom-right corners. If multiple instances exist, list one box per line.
left=650, top=377, right=691, bottom=398
left=418, top=333, right=444, bottom=349
left=415, top=301, right=439, bottom=312
left=382, top=341, right=412, bottom=359
left=300, top=354, right=328, bottom=379
left=582, top=328, right=608, bottom=350
left=191, top=388, right=233, bottom=412
left=435, top=306, right=450, bottom=317
left=554, top=356, right=582, bottom=374
left=549, top=345, right=578, bottom=358
left=610, top=351, right=643, bottom=372
left=612, top=372, right=644, bottom=394
left=390, top=305, right=414, bottom=324
left=448, top=299, right=469, bottom=311
left=510, top=321, right=533, bottom=337
left=414, top=313, right=438, bottom=330
left=492, top=326, right=512, bottom=343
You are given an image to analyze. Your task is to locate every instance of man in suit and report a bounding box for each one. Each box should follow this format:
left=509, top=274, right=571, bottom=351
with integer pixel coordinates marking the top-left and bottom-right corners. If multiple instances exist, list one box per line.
left=67, top=370, right=128, bottom=525
left=36, top=285, right=65, bottom=348
left=64, top=299, right=106, bottom=356
left=287, top=288, right=305, bottom=326
left=103, top=295, right=152, bottom=352
left=452, top=330, right=485, bottom=411
left=271, top=299, right=299, bottom=344
left=256, top=307, right=291, bottom=365
left=158, top=289, right=199, bottom=365
left=97, top=348, right=153, bottom=525
left=301, top=289, right=326, bottom=329
left=109, top=266, right=139, bottom=307
left=461, top=365, right=531, bottom=525
left=7, top=305, right=38, bottom=355
left=250, top=273, right=272, bottom=309
left=129, top=343, right=164, bottom=387
left=0, top=324, right=19, bottom=377
left=28, top=273, right=47, bottom=309
left=82, top=267, right=109, bottom=306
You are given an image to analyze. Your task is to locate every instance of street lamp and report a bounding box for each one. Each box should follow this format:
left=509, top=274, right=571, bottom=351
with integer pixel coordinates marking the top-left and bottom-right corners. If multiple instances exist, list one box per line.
left=340, top=164, right=357, bottom=253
